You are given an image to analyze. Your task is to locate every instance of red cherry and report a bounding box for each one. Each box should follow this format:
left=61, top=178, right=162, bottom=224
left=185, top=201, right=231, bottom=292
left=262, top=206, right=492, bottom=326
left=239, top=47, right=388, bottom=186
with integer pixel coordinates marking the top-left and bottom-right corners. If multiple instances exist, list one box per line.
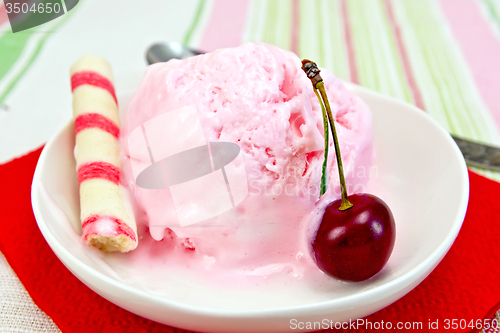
left=301, top=60, right=396, bottom=282
left=312, top=193, right=396, bottom=282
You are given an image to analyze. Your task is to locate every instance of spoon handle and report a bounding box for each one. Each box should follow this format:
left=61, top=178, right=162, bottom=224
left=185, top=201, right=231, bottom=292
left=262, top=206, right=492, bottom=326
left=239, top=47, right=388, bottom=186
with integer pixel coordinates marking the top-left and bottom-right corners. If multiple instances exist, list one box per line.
left=452, top=135, right=500, bottom=172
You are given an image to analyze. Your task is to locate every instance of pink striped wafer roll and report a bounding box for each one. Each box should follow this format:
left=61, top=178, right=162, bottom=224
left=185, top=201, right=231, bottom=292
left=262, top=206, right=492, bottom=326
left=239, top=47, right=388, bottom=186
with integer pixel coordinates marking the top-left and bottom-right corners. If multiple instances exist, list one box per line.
left=71, top=55, right=138, bottom=252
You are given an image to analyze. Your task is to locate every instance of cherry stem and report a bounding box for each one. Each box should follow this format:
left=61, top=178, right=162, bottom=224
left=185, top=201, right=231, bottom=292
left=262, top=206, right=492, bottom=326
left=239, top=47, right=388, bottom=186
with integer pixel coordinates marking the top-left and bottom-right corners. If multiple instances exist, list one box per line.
left=315, top=88, right=329, bottom=195
left=316, top=81, right=352, bottom=210
left=301, top=59, right=353, bottom=211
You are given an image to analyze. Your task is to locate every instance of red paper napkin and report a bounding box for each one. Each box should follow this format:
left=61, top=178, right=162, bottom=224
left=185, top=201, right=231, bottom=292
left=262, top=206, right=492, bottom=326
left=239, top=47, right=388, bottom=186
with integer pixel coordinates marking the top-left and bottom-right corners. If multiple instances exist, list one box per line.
left=0, top=148, right=499, bottom=333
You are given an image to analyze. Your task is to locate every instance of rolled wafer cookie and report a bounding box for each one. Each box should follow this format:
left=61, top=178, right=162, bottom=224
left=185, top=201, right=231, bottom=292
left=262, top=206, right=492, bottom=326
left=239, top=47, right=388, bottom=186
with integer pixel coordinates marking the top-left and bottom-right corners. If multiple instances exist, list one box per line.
left=71, top=54, right=138, bottom=252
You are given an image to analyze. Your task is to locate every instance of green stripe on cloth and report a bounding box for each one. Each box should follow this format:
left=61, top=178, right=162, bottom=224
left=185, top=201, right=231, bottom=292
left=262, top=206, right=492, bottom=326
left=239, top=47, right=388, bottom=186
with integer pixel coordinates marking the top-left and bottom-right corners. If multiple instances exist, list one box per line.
left=315, top=0, right=325, bottom=66
left=391, top=0, right=500, bottom=143
left=347, top=0, right=412, bottom=101
left=246, top=0, right=349, bottom=80
left=475, top=0, right=500, bottom=180
left=183, top=0, right=207, bottom=46
left=481, top=0, right=500, bottom=35
left=219, top=0, right=500, bottom=181
left=0, top=30, right=36, bottom=81
left=262, top=0, right=292, bottom=50
left=298, top=0, right=321, bottom=61
left=245, top=0, right=263, bottom=42
left=0, top=5, right=67, bottom=80
left=245, top=0, right=292, bottom=50
left=322, top=0, right=350, bottom=81
left=297, top=0, right=350, bottom=80
left=0, top=11, right=75, bottom=107
left=391, top=0, right=500, bottom=181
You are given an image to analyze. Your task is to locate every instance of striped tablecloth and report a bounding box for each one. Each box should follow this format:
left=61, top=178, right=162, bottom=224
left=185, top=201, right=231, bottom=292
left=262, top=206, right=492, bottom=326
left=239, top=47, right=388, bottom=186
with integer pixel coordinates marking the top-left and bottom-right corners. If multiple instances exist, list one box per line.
left=1, top=0, right=500, bottom=332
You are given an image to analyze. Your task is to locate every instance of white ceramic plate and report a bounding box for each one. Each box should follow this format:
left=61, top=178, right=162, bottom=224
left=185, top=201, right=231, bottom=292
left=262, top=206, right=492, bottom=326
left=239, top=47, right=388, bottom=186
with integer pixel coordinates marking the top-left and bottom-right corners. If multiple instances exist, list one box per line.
left=31, top=82, right=469, bottom=333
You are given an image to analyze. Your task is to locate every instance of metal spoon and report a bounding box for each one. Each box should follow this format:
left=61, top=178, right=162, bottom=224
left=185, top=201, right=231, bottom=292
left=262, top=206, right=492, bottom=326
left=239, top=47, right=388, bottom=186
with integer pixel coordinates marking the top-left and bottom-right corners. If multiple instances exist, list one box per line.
left=145, top=42, right=202, bottom=65
left=145, top=42, right=500, bottom=172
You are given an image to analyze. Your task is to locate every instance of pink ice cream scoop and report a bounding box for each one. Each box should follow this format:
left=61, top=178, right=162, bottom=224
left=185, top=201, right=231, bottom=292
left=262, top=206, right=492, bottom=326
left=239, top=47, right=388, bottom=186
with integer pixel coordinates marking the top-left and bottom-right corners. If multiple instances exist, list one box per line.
left=121, top=43, right=373, bottom=275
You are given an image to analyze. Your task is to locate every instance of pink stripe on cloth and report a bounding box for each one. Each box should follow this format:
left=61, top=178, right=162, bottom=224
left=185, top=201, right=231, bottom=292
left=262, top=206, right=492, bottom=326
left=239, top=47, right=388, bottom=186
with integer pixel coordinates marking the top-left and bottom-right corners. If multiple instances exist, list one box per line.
left=383, top=0, right=425, bottom=110
left=198, top=0, right=251, bottom=52
left=291, top=0, right=300, bottom=55
left=341, top=0, right=359, bottom=84
left=439, top=0, right=500, bottom=130
left=0, top=3, right=8, bottom=28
